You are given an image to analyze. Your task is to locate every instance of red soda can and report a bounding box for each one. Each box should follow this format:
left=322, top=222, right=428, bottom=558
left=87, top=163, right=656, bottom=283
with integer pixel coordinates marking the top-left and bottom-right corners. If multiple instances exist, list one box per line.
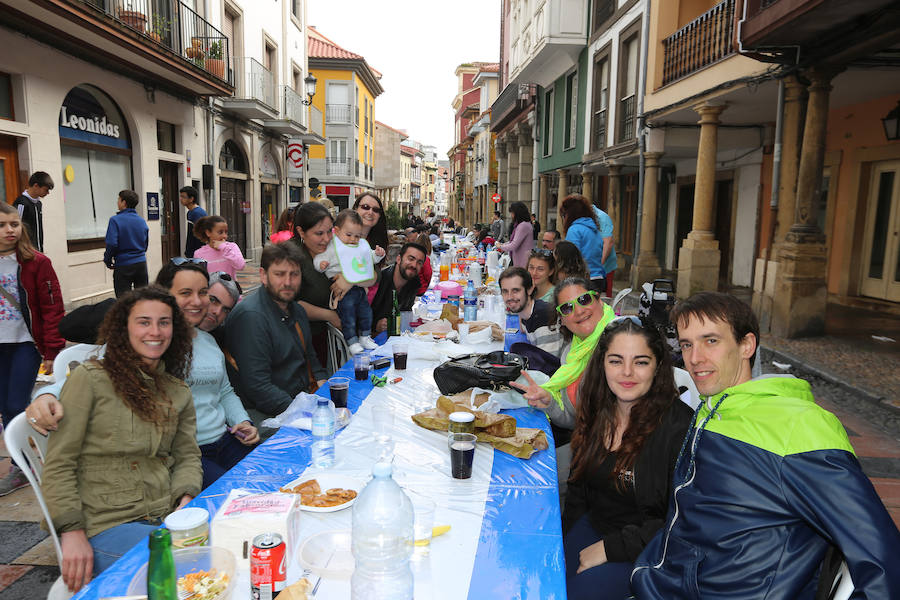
left=250, top=532, right=286, bottom=600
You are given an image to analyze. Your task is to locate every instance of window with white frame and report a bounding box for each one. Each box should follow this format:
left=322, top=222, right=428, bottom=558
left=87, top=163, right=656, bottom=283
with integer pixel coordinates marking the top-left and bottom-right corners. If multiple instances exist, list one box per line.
left=542, top=88, right=553, bottom=157
left=564, top=71, right=578, bottom=149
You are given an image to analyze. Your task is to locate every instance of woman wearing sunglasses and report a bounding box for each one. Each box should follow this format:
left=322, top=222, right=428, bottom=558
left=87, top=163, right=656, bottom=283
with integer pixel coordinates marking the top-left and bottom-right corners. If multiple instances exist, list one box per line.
left=563, top=317, right=692, bottom=600
left=353, top=192, right=389, bottom=252
left=527, top=249, right=556, bottom=303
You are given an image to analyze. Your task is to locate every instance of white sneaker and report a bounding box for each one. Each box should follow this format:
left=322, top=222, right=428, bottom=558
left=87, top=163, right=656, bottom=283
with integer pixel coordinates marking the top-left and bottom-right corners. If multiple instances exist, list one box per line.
left=360, top=336, right=379, bottom=350
left=348, top=342, right=364, bottom=355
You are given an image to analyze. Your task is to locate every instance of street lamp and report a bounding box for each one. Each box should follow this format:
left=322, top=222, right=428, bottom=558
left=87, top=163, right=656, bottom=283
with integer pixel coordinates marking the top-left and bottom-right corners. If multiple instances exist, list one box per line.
left=883, top=100, right=900, bottom=142
left=301, top=73, right=317, bottom=106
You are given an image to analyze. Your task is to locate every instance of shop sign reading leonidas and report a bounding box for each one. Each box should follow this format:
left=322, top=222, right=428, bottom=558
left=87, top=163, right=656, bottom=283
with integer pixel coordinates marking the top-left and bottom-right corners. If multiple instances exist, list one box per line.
left=58, top=84, right=130, bottom=149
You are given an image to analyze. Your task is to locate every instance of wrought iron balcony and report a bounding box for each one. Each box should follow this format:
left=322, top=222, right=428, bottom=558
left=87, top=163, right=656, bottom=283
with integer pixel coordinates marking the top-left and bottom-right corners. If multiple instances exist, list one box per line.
left=82, top=0, right=231, bottom=84
left=326, top=157, right=351, bottom=176
left=662, top=0, right=735, bottom=85
left=592, top=108, right=607, bottom=151
left=261, top=86, right=308, bottom=135
left=326, top=104, right=352, bottom=124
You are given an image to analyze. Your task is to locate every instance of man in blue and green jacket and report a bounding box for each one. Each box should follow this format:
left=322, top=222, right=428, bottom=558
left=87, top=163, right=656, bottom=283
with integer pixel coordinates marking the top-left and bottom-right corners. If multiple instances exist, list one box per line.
left=632, top=292, right=900, bottom=599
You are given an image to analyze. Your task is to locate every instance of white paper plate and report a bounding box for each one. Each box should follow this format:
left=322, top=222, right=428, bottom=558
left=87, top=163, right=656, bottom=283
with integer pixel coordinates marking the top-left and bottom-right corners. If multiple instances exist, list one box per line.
left=298, top=529, right=354, bottom=580
left=280, top=473, right=362, bottom=513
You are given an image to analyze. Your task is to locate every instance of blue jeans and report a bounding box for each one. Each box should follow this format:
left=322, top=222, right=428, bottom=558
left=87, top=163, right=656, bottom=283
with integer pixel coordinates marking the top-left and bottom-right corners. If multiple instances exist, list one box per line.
left=0, top=342, right=42, bottom=428
left=200, top=430, right=253, bottom=489
left=89, top=520, right=157, bottom=574
left=336, top=286, right=372, bottom=345
left=564, top=514, right=635, bottom=600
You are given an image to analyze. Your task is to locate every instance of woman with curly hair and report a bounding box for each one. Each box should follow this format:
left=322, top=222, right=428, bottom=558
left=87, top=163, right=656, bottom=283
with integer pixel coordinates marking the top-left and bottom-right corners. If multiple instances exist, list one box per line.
left=30, top=260, right=259, bottom=490
left=562, top=316, right=693, bottom=600
left=41, top=286, right=202, bottom=592
left=553, top=240, right=589, bottom=282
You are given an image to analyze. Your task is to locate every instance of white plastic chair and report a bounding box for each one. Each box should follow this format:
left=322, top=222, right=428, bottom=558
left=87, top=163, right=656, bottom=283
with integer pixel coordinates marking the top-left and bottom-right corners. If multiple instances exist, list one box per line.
left=326, top=322, right=351, bottom=373
left=52, top=344, right=102, bottom=382
left=4, top=413, right=72, bottom=599
left=673, top=367, right=700, bottom=409
left=611, top=287, right=632, bottom=314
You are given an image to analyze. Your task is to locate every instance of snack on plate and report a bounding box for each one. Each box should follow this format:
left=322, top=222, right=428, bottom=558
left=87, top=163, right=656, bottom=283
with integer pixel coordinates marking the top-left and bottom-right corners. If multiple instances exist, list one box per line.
left=177, top=568, right=229, bottom=600
left=280, top=479, right=358, bottom=507
left=279, top=577, right=312, bottom=600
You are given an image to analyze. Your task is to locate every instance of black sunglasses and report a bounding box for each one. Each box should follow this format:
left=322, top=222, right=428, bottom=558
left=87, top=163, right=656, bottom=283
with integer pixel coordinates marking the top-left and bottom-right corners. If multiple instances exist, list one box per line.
left=609, top=315, right=649, bottom=329
left=358, top=203, right=382, bottom=214
left=211, top=271, right=243, bottom=295
left=171, top=257, right=207, bottom=266
left=556, top=290, right=599, bottom=316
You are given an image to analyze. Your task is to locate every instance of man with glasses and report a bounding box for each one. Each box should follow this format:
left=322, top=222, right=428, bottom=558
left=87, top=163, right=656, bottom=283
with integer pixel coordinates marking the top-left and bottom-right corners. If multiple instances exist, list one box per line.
left=632, top=292, right=900, bottom=599
left=541, top=230, right=560, bottom=251
left=370, top=243, right=427, bottom=334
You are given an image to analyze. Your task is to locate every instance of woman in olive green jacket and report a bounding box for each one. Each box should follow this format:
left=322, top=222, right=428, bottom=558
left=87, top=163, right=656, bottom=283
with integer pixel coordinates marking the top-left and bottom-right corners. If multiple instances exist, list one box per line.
left=41, top=286, right=202, bottom=593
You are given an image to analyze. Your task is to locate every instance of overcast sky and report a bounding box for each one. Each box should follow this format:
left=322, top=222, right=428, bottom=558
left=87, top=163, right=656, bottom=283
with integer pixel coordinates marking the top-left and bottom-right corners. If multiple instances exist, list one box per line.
left=308, top=0, right=500, bottom=156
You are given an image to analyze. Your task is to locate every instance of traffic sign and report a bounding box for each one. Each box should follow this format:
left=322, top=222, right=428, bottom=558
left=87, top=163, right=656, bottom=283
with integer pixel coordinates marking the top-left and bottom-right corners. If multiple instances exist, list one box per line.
left=491, top=193, right=501, bottom=203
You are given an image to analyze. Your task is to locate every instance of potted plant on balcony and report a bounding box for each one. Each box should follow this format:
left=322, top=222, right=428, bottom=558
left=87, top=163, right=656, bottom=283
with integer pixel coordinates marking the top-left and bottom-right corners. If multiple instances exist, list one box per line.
left=148, top=13, right=171, bottom=44
left=117, top=1, right=148, bottom=32
left=206, top=41, right=225, bottom=79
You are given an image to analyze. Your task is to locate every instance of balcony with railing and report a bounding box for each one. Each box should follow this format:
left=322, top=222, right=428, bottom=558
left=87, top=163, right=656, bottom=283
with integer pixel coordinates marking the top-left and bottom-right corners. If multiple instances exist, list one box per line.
left=220, top=57, right=277, bottom=119
left=617, top=95, right=636, bottom=144
left=740, top=0, right=898, bottom=56
left=18, top=0, right=232, bottom=96
left=261, top=86, right=306, bottom=135
left=661, top=0, right=735, bottom=86
left=592, top=109, right=607, bottom=151
left=490, top=83, right=537, bottom=131
left=326, top=104, right=352, bottom=124
left=327, top=157, right=351, bottom=176
left=508, top=0, right=588, bottom=88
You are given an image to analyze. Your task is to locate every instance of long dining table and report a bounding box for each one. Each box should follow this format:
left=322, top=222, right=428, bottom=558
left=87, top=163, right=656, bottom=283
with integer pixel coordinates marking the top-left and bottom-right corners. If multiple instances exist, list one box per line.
left=71, top=337, right=566, bottom=599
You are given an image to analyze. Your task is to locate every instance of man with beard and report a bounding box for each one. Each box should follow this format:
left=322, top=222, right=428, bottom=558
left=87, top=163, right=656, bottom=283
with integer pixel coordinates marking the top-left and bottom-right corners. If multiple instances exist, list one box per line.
left=225, top=242, right=326, bottom=425
left=499, top=267, right=553, bottom=333
left=370, top=242, right=426, bottom=334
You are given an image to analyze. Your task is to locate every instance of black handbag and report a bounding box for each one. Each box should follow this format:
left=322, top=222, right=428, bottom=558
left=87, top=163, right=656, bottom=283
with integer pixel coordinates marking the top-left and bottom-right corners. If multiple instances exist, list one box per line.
left=433, top=351, right=528, bottom=395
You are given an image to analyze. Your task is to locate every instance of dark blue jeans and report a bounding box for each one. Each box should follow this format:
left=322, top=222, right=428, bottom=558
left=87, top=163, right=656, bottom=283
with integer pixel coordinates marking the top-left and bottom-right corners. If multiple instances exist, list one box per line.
left=200, top=430, right=253, bottom=490
left=336, top=285, right=372, bottom=345
left=0, top=342, right=42, bottom=428
left=564, top=514, right=635, bottom=600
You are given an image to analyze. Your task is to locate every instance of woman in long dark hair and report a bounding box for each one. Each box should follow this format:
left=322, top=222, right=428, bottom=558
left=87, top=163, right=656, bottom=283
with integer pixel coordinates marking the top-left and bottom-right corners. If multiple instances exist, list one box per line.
left=353, top=192, right=389, bottom=251
left=497, top=201, right=534, bottom=266
left=553, top=240, right=589, bottom=282
left=42, top=286, right=201, bottom=592
left=563, top=317, right=693, bottom=600
left=559, top=194, right=606, bottom=291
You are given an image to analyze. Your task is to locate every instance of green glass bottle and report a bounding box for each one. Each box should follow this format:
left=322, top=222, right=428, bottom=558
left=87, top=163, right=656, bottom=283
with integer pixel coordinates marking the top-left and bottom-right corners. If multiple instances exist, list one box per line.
left=389, top=289, right=401, bottom=336
left=148, top=528, right=177, bottom=600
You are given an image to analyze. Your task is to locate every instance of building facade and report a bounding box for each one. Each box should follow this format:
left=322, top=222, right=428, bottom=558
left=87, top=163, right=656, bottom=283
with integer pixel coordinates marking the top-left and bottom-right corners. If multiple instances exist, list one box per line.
left=306, top=26, right=382, bottom=211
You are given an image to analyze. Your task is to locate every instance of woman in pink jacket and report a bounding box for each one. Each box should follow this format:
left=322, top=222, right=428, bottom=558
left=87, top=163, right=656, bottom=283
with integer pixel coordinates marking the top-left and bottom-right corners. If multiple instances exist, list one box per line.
left=193, top=216, right=246, bottom=277
left=498, top=201, right=534, bottom=267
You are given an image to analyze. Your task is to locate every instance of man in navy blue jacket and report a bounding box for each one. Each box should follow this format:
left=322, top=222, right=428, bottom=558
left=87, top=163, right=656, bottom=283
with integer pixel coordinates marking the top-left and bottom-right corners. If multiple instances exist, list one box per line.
left=104, top=189, right=149, bottom=297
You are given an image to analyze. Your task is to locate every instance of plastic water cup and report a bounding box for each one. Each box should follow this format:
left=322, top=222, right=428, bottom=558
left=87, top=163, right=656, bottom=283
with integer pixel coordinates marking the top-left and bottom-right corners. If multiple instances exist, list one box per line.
left=448, top=433, right=476, bottom=480
left=412, top=495, right=436, bottom=556
left=329, top=377, right=350, bottom=408
left=354, top=353, right=370, bottom=380
left=372, top=402, right=394, bottom=443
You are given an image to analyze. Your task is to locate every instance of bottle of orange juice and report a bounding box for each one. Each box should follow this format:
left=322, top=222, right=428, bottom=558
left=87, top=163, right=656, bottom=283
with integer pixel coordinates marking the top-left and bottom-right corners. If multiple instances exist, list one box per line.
left=439, top=252, right=450, bottom=282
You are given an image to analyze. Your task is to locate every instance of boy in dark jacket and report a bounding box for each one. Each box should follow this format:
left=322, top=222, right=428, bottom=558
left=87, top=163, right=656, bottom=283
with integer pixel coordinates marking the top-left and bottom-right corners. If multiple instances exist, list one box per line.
left=12, top=171, right=54, bottom=252
left=104, top=189, right=149, bottom=297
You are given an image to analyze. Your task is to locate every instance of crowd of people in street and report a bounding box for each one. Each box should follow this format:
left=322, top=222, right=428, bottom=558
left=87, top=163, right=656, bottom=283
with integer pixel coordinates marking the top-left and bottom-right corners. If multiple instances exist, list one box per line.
left=1, top=181, right=898, bottom=597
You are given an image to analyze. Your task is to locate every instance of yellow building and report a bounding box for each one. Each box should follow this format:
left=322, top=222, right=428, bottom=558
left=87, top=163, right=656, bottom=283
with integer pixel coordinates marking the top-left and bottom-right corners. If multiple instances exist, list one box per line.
left=307, top=27, right=383, bottom=209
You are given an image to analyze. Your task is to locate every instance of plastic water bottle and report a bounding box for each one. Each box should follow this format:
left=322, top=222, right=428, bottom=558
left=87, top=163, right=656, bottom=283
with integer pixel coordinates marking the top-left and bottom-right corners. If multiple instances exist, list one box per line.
left=463, top=279, right=478, bottom=321
left=311, top=397, right=335, bottom=468
left=351, top=462, right=414, bottom=599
